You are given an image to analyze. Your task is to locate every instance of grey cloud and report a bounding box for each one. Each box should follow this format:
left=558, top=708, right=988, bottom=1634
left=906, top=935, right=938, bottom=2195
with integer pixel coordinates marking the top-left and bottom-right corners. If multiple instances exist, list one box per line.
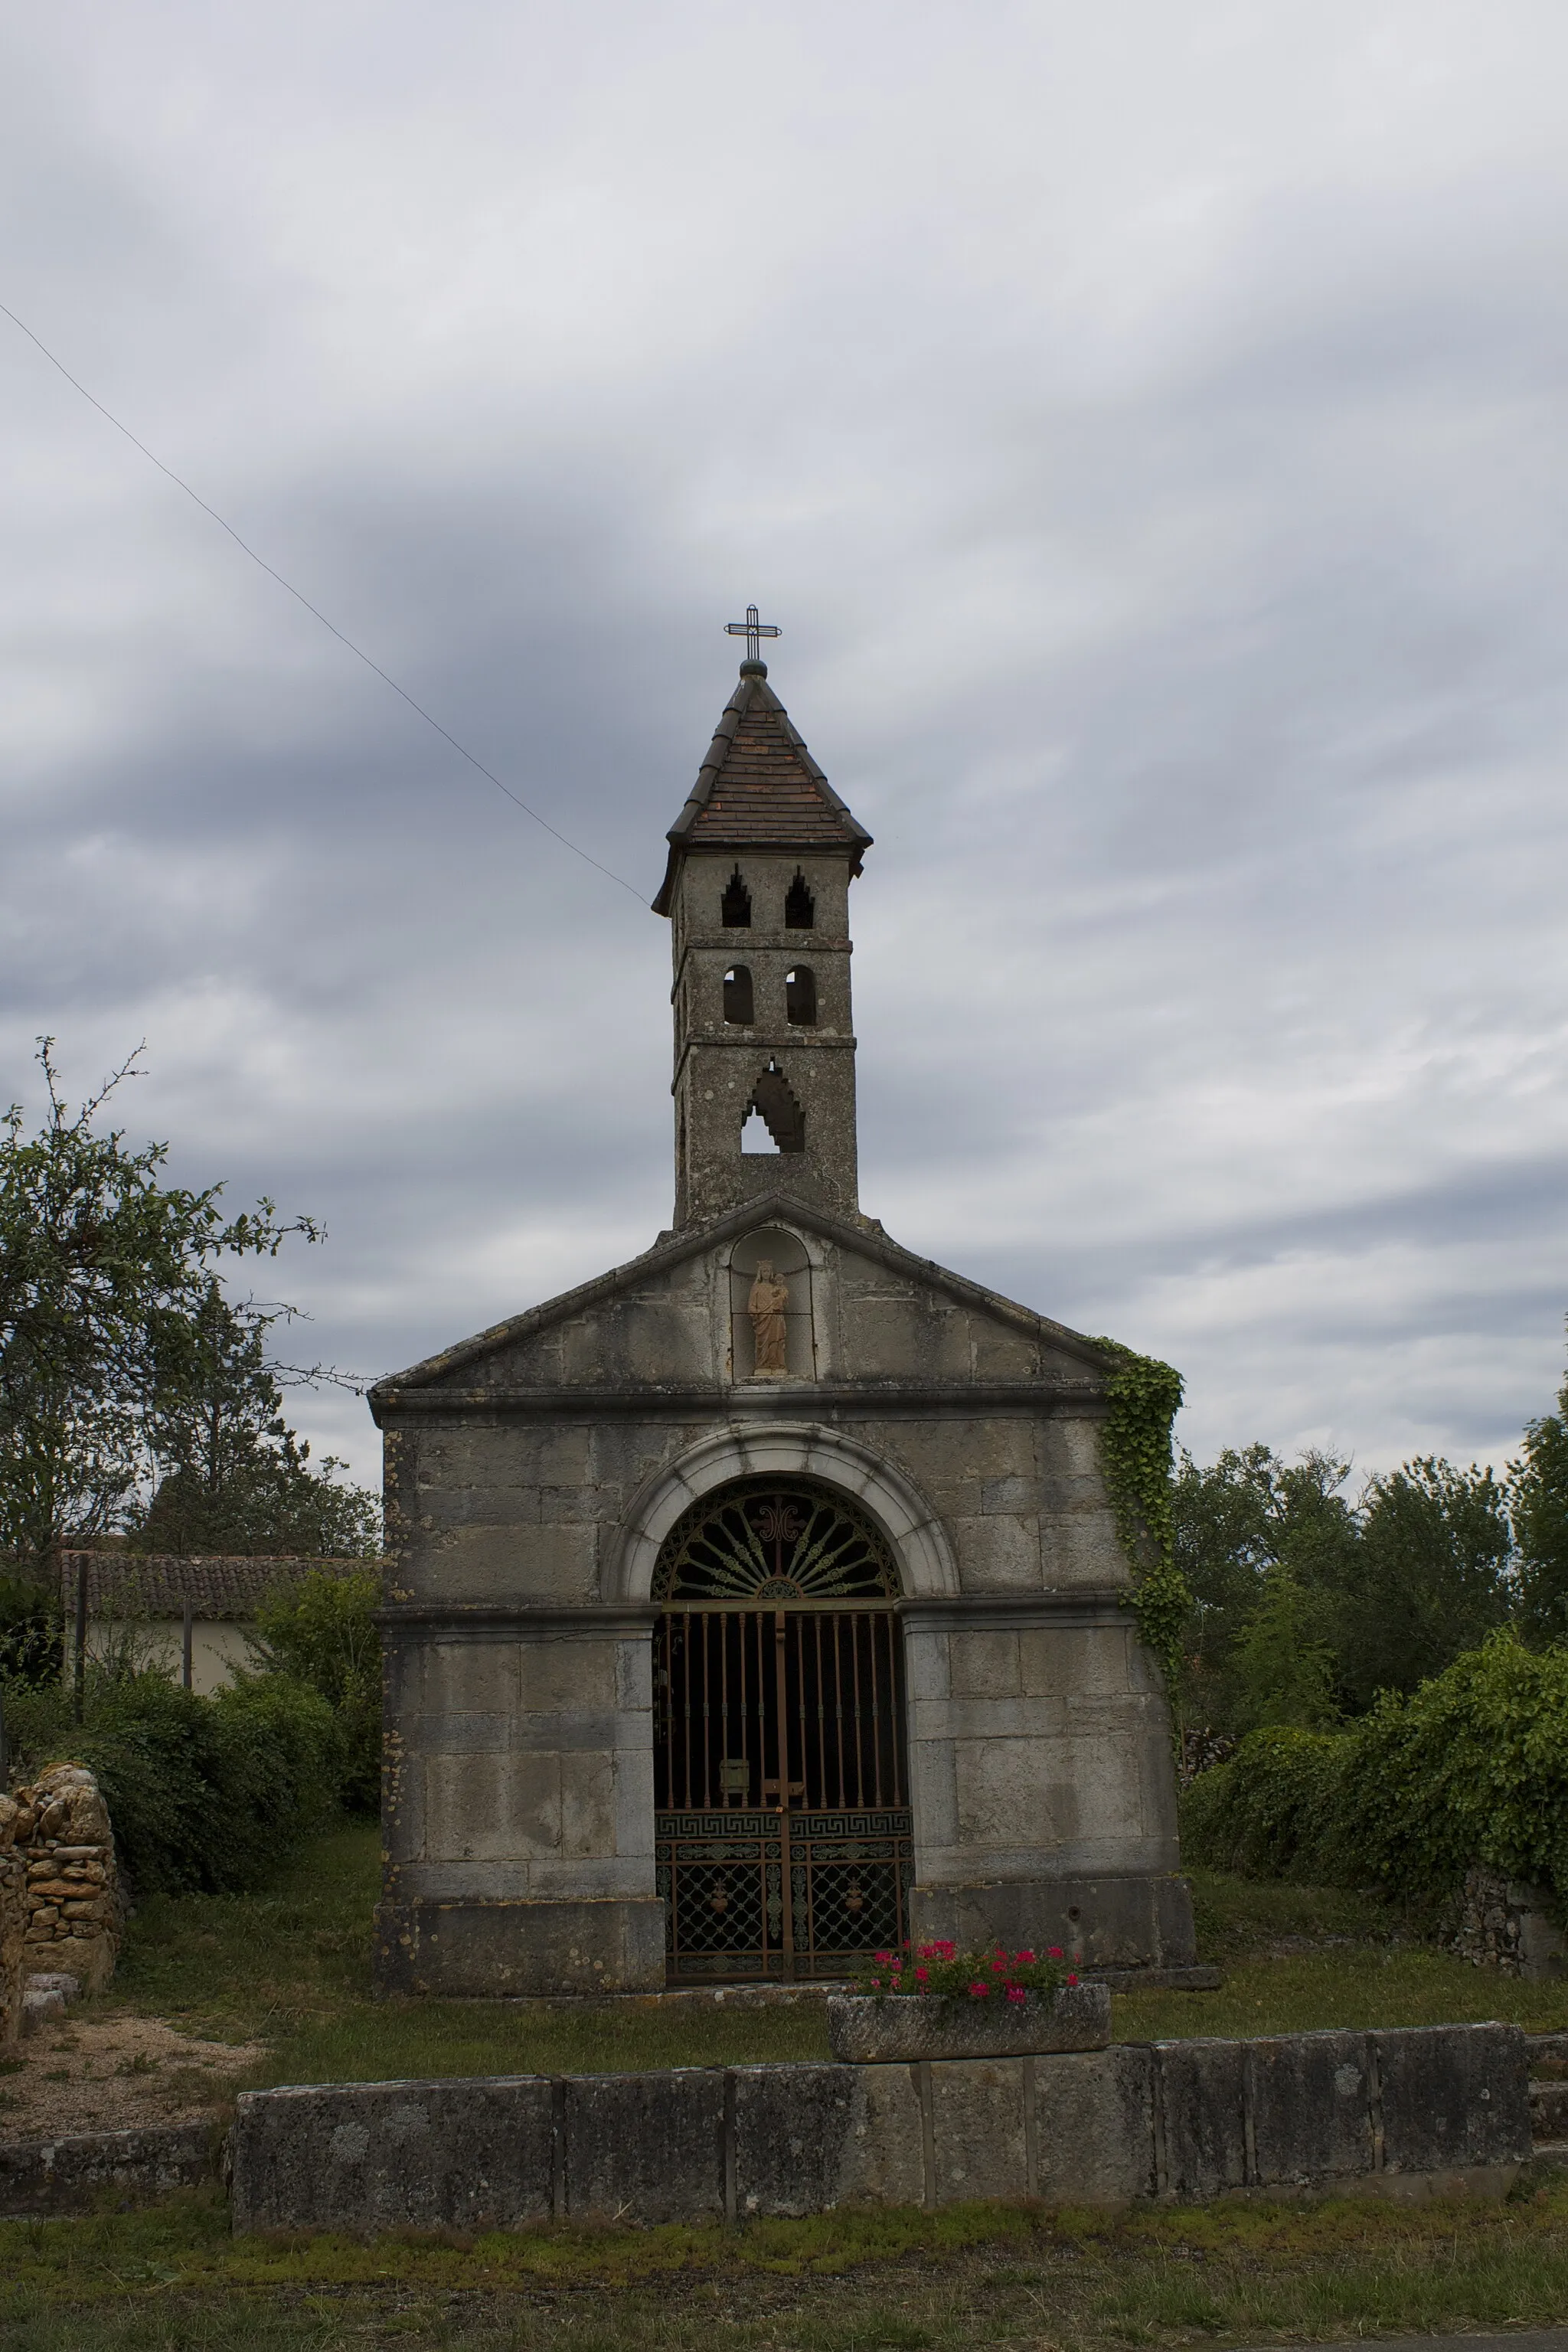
left=3, top=0, right=1567, bottom=1492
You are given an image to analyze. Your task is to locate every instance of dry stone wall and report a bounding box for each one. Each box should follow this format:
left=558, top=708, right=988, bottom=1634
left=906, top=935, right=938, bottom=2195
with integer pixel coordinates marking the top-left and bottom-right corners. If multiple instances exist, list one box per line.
left=0, top=1795, right=26, bottom=2049
left=1446, top=1868, right=1568, bottom=1981
left=9, top=1765, right=121, bottom=1999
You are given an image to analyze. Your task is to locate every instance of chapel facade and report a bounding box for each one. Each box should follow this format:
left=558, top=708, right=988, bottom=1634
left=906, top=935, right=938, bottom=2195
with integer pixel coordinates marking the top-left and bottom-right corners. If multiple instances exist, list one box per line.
left=371, top=645, right=1194, bottom=1994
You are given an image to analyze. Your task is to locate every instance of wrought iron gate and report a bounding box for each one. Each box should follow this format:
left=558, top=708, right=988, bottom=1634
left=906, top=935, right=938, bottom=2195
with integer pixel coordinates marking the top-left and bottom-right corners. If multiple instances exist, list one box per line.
left=652, top=1479, right=912, bottom=1982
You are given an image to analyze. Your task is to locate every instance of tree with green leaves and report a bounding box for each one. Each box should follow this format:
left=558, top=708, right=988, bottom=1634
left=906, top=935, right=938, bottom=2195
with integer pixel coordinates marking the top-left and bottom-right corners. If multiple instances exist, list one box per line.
left=129, top=1280, right=377, bottom=1557
left=0, top=1039, right=371, bottom=1573
left=250, top=1565, right=381, bottom=1809
left=1512, top=1357, right=1568, bottom=1647
left=1335, top=1456, right=1514, bottom=1708
left=1171, top=1444, right=1359, bottom=1730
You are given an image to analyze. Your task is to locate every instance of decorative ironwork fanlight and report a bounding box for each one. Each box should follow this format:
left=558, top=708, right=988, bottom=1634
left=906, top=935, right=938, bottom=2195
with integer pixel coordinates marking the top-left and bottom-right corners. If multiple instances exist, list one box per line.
left=652, top=1477, right=900, bottom=1603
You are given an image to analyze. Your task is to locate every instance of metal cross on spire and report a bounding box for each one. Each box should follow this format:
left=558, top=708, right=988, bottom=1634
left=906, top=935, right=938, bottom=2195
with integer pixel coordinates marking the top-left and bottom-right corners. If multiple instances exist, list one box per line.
left=724, top=604, right=781, bottom=665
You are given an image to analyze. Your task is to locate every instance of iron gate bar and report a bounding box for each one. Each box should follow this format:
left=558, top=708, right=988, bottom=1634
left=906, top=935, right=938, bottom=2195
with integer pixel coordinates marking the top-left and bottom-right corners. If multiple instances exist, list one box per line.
left=654, top=1598, right=911, bottom=1980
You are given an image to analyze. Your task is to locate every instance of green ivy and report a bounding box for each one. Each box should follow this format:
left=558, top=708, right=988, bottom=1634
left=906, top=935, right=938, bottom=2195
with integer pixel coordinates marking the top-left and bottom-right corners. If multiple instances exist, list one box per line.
left=1092, top=1338, right=1188, bottom=1694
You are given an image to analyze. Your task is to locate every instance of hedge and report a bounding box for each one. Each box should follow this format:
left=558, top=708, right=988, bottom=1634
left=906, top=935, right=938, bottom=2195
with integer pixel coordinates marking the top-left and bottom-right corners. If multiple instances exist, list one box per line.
left=1, top=1668, right=341, bottom=1895
left=1182, top=1632, right=1568, bottom=1906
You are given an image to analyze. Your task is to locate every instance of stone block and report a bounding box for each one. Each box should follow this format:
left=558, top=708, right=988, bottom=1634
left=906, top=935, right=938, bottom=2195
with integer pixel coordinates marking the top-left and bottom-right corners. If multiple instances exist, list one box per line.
left=951, top=1514, right=1043, bottom=1590
left=376, top=1894, right=666, bottom=1995
left=612, top=1746, right=656, bottom=1856
left=982, top=1475, right=1041, bottom=1514
left=966, top=1316, right=1037, bottom=1378
left=0, top=2122, right=214, bottom=2216
left=1373, top=2023, right=1530, bottom=2172
left=1034, top=2045, right=1156, bottom=2203
left=615, top=1637, right=655, bottom=1713
left=420, top=1641, right=521, bottom=1720
left=519, top=1638, right=617, bottom=1716
left=423, top=1749, right=558, bottom=1863
left=828, top=1981, right=1109, bottom=2061
left=1037, top=1511, right=1132, bottom=1588
left=929, top=2056, right=1027, bottom=2200
left=841, top=2060, right=927, bottom=2204
left=564, top=2069, right=725, bottom=2221
left=558, top=1752, right=617, bottom=1857
left=1530, top=2078, right=1568, bottom=2140
left=231, top=2077, right=553, bottom=2233
left=949, top=1630, right=1021, bottom=1698
left=910, top=1872, right=1194, bottom=1971
left=1246, top=2030, right=1373, bottom=2184
left=1155, top=2040, right=1247, bottom=2199
left=731, top=2063, right=860, bottom=2215
left=1018, top=1625, right=1134, bottom=1700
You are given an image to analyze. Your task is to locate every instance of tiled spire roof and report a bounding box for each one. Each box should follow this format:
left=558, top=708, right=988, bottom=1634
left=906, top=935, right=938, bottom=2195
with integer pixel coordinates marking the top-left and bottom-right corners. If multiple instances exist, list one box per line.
left=652, top=668, right=871, bottom=914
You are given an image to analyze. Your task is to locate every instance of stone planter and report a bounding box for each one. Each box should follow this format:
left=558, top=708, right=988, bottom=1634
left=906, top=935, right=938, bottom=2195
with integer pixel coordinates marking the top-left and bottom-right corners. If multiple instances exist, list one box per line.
left=827, top=1978, right=1110, bottom=2063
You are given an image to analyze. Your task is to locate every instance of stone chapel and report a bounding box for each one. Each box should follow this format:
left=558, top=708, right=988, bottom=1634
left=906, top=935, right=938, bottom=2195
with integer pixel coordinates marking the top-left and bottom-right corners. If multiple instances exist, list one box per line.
left=371, top=642, right=1194, bottom=1996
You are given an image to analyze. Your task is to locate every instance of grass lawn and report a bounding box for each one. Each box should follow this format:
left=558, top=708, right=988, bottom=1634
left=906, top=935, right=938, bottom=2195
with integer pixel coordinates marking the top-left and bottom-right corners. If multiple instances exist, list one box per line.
left=8, top=2171, right=1568, bottom=2347
left=104, top=1820, right=831, bottom=2084
left=95, top=1822, right=1568, bottom=2091
left=19, top=1831, right=1568, bottom=2345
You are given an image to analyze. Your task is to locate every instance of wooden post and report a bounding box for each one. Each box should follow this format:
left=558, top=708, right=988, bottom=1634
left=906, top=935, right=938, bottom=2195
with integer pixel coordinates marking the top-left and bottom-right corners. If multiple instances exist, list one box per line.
left=181, top=1598, right=193, bottom=1691
left=73, top=1554, right=88, bottom=1723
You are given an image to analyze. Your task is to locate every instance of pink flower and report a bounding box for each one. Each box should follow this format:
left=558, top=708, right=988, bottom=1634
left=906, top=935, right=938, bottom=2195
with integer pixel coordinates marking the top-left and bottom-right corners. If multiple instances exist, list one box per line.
left=1047, top=1946, right=1063, bottom=1960
left=991, top=1955, right=1008, bottom=1971
left=969, top=1981, right=991, bottom=1998
left=874, top=1952, right=890, bottom=1965
left=1067, top=1973, right=1079, bottom=1987
left=870, top=1978, right=880, bottom=1989
left=913, top=1967, right=928, bottom=1981
left=1017, top=1949, right=1035, bottom=1964
left=1006, top=1985, right=1027, bottom=2004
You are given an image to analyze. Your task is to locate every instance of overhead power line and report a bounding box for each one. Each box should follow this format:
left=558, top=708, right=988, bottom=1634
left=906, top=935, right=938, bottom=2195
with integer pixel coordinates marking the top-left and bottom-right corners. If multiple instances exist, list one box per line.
left=0, top=299, right=646, bottom=901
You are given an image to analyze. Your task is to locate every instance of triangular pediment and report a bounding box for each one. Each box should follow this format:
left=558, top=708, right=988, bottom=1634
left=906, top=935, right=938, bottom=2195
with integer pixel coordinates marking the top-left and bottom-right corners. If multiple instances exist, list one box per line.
left=370, top=1193, right=1113, bottom=1410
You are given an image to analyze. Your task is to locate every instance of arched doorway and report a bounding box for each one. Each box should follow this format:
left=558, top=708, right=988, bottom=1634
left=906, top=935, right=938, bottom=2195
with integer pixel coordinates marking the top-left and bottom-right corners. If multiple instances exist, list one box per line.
left=652, top=1474, right=913, bottom=1982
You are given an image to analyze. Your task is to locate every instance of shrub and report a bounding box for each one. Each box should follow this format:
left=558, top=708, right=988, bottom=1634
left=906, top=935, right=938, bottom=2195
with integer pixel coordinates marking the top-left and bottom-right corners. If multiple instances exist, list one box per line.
left=250, top=1566, right=381, bottom=1811
left=1181, top=1632, right=1568, bottom=1907
left=1181, top=1726, right=1357, bottom=1882
left=0, top=1570, right=58, bottom=1684
left=0, top=1664, right=340, bottom=1893
left=1347, top=1635, right=1568, bottom=1903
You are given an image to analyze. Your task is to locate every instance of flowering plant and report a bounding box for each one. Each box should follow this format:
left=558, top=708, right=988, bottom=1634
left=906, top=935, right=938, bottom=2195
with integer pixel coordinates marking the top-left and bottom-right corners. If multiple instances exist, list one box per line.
left=851, top=1940, right=1075, bottom=2004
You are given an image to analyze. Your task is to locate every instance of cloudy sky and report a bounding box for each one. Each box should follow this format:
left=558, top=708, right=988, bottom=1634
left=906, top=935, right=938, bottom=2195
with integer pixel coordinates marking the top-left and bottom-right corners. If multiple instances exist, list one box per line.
left=4, top=0, right=1566, bottom=1494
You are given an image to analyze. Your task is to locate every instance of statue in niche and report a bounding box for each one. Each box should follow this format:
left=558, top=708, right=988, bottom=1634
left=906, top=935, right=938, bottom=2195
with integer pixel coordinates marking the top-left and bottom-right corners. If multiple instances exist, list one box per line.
left=746, top=1260, right=791, bottom=1377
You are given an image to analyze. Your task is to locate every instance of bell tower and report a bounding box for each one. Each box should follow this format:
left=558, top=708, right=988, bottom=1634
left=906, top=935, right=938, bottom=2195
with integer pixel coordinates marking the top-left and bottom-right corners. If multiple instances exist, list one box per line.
left=653, top=626, right=872, bottom=1229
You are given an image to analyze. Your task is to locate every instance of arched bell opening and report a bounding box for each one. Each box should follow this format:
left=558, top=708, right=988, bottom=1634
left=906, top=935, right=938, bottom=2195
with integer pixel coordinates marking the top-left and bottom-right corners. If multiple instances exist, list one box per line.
left=652, top=1474, right=912, bottom=1983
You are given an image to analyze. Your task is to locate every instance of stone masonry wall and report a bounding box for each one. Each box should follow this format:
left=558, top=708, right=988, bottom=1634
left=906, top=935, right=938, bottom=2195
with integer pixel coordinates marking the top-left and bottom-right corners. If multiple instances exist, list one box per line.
left=1446, top=1867, right=1567, bottom=1981
left=11, top=1765, right=121, bottom=1995
left=231, top=2021, right=1532, bottom=2233
left=0, top=1793, right=25, bottom=2049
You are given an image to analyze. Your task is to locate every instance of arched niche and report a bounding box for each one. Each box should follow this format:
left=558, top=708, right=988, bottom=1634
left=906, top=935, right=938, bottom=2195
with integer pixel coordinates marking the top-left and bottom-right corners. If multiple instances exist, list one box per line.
left=727, top=1223, right=815, bottom=1383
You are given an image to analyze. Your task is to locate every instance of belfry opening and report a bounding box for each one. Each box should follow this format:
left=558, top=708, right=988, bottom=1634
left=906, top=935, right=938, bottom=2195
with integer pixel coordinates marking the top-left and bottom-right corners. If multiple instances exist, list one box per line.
left=652, top=1475, right=912, bottom=1982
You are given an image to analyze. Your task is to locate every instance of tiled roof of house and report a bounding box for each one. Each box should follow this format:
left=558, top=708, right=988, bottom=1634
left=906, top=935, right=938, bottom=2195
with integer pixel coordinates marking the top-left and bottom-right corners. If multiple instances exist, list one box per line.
left=56, top=1552, right=379, bottom=1622
left=652, top=669, right=871, bottom=913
